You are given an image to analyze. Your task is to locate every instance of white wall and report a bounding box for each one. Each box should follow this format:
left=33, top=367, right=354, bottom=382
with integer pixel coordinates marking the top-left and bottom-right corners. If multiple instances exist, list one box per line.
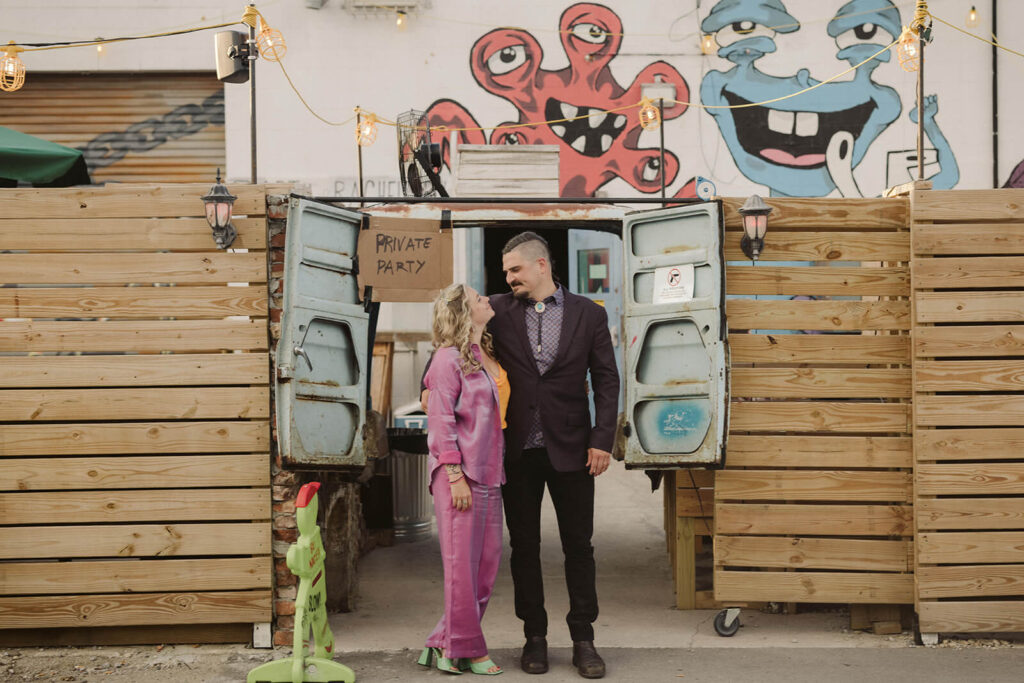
left=7, top=0, right=1018, bottom=195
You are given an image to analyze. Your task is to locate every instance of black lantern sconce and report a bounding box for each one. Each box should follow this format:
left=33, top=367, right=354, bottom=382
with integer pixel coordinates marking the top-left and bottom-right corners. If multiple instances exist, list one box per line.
left=738, top=194, right=772, bottom=261
left=201, top=169, right=237, bottom=249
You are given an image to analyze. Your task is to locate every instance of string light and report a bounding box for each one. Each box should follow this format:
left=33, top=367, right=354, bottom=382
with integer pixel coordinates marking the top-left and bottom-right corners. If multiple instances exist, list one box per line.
left=897, top=25, right=920, bottom=72
left=396, top=10, right=408, bottom=31
left=96, top=37, right=105, bottom=55
left=356, top=112, right=378, bottom=146
left=255, top=16, right=286, bottom=61
left=0, top=42, right=25, bottom=92
left=700, top=33, right=716, bottom=55
left=638, top=97, right=660, bottom=131
left=966, top=5, right=979, bottom=29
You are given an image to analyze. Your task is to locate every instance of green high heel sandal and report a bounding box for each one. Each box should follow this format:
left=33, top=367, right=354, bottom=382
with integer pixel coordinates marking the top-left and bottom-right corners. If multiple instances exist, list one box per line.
left=417, top=647, right=462, bottom=675
left=458, top=657, right=503, bottom=675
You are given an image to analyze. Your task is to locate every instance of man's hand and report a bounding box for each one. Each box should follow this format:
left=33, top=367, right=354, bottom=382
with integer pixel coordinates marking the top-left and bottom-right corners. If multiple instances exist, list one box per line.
left=420, top=389, right=429, bottom=413
left=586, top=448, right=611, bottom=476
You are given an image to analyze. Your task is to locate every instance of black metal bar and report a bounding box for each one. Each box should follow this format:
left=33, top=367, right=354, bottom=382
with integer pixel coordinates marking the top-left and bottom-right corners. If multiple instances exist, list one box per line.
left=356, top=108, right=365, bottom=207
left=299, top=194, right=702, bottom=205
left=658, top=99, right=666, bottom=200
left=993, top=0, right=1000, bottom=187
left=248, top=3, right=257, bottom=184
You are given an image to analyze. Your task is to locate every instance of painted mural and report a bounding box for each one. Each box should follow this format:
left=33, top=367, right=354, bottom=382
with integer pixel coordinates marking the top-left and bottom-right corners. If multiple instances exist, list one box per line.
left=424, top=3, right=695, bottom=198
left=700, top=0, right=957, bottom=197
left=424, top=0, right=961, bottom=199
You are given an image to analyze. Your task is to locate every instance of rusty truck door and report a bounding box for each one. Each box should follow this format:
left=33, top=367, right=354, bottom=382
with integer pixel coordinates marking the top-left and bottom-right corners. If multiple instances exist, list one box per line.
left=276, top=197, right=369, bottom=468
left=621, top=203, right=728, bottom=468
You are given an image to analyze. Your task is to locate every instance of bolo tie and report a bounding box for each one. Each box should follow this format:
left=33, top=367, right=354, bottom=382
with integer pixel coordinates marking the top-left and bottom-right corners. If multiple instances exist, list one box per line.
left=534, top=301, right=545, bottom=353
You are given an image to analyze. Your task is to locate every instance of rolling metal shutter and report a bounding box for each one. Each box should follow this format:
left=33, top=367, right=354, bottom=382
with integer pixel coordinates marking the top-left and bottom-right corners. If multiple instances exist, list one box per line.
left=0, top=72, right=225, bottom=184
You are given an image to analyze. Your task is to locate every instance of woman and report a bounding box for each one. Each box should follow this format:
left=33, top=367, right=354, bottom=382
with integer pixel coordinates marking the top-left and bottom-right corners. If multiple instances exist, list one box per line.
left=418, top=283, right=509, bottom=676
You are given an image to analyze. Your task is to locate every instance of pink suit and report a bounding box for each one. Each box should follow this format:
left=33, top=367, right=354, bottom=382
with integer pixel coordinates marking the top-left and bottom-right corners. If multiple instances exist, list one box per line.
left=423, top=345, right=505, bottom=659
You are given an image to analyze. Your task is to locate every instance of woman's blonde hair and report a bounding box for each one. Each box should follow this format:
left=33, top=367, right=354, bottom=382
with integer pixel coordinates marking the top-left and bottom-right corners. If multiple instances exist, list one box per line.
left=431, top=283, right=495, bottom=374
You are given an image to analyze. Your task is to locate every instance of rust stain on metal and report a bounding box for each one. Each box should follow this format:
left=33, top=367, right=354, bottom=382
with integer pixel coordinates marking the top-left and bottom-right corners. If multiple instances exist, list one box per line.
left=301, top=379, right=340, bottom=388
left=365, top=202, right=624, bottom=225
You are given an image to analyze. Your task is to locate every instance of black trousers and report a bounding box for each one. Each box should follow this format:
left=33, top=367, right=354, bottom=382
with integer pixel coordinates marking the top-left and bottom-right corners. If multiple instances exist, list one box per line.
left=502, top=447, right=597, bottom=642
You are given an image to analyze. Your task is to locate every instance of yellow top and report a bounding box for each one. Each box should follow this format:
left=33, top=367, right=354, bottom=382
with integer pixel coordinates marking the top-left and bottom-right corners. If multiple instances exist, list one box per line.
left=494, top=364, right=510, bottom=430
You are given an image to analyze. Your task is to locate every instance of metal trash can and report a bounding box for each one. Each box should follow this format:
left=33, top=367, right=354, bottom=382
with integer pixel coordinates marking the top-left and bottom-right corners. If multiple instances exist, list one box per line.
left=387, top=426, right=432, bottom=543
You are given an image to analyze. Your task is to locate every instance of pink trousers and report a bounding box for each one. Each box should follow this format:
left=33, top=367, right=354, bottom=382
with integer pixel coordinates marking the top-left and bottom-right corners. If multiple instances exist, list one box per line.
left=425, top=469, right=503, bottom=659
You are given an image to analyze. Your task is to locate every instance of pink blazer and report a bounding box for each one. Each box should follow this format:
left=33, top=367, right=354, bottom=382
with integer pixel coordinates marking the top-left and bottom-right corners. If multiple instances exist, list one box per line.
left=424, top=345, right=505, bottom=490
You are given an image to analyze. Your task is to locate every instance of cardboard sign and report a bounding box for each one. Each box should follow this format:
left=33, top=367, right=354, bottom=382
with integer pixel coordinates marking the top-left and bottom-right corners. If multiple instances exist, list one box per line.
left=652, top=264, right=695, bottom=304
left=357, top=216, right=453, bottom=302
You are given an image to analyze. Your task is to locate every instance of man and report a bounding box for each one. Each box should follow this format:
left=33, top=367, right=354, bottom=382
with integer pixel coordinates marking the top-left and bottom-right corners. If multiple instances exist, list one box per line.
left=489, top=232, right=619, bottom=679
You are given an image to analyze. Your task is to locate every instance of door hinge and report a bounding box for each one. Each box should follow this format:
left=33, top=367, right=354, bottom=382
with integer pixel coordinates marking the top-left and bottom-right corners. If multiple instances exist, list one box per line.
left=277, top=364, right=294, bottom=380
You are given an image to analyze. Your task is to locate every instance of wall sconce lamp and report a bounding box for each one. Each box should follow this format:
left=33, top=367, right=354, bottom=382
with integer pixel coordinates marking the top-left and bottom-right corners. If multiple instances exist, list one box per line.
left=738, top=194, right=772, bottom=260
left=201, top=169, right=237, bottom=249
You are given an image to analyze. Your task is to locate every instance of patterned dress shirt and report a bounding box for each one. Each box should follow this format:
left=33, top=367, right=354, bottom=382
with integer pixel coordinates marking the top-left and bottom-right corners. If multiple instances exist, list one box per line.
left=522, top=285, right=564, bottom=449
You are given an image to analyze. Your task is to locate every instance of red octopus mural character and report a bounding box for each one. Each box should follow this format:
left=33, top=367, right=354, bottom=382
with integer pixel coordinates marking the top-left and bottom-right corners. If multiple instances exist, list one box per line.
left=425, top=3, right=694, bottom=198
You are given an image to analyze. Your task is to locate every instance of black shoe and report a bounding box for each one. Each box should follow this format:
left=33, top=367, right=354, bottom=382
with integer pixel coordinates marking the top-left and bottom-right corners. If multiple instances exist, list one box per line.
left=520, top=636, right=548, bottom=674
left=572, top=641, right=605, bottom=679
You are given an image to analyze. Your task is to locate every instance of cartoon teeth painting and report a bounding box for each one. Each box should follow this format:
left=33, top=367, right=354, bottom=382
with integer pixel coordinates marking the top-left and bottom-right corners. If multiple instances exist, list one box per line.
left=700, top=0, right=959, bottom=197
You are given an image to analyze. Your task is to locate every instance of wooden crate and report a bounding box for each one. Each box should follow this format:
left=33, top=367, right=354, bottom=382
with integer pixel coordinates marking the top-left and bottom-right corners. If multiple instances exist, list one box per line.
left=0, top=184, right=277, bottom=644
left=912, top=189, right=1024, bottom=635
left=712, top=196, right=914, bottom=607
left=453, top=145, right=559, bottom=198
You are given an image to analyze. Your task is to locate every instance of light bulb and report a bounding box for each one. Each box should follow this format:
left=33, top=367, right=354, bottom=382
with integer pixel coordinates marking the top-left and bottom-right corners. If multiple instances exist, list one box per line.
left=700, top=34, right=716, bottom=55
left=356, top=114, right=378, bottom=146
left=638, top=97, right=661, bottom=131
left=256, top=21, right=287, bottom=61
left=96, top=39, right=105, bottom=56
left=897, top=26, right=919, bottom=72
left=396, top=10, right=407, bottom=31
left=0, top=44, right=25, bottom=92
left=966, top=5, right=979, bottom=29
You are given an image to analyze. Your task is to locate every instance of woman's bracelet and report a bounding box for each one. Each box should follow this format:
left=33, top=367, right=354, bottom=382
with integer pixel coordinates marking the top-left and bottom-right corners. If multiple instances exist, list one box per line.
left=448, top=473, right=465, bottom=484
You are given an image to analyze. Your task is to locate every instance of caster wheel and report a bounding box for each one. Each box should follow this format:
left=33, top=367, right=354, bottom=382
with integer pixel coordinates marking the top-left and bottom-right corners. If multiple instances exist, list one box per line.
left=714, top=608, right=741, bottom=637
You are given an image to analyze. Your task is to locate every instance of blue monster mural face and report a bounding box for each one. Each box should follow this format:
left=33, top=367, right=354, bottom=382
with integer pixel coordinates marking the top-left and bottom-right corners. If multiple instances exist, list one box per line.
left=700, top=0, right=907, bottom=197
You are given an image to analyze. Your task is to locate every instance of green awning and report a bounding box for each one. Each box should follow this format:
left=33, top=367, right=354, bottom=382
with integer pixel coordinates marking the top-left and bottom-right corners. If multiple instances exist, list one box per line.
left=0, top=126, right=91, bottom=187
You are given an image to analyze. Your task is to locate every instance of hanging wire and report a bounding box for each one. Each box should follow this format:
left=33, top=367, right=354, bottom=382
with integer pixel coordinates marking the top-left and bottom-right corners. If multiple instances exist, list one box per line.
left=11, top=20, right=240, bottom=52
left=928, top=11, right=1024, bottom=60
left=274, top=59, right=357, bottom=127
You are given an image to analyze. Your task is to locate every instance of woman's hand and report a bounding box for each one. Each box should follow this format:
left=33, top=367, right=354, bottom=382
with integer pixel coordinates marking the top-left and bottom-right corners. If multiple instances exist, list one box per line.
left=450, top=477, right=472, bottom=512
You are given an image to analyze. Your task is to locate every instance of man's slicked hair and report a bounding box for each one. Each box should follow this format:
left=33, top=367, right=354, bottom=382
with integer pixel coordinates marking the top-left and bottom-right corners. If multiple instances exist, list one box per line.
left=502, top=231, right=551, bottom=263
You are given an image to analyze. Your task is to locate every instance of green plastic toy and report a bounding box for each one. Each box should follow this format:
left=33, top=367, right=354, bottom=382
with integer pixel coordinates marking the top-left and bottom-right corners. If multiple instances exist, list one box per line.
left=248, top=482, right=355, bottom=683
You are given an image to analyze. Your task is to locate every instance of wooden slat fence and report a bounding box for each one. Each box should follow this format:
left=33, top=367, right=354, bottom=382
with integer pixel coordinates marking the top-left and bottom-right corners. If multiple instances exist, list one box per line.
left=712, top=196, right=915, bottom=606
left=0, top=184, right=274, bottom=644
left=912, top=189, right=1024, bottom=635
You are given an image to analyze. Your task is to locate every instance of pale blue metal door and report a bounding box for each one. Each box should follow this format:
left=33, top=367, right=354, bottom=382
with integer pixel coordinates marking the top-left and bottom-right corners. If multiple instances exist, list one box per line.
left=621, top=203, right=728, bottom=468
left=276, top=198, right=369, bottom=468
left=568, top=228, right=623, bottom=414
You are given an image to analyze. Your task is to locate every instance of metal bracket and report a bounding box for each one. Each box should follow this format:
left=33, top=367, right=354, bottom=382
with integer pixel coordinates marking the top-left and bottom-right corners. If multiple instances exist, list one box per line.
left=363, top=285, right=374, bottom=312
left=440, top=208, right=452, bottom=232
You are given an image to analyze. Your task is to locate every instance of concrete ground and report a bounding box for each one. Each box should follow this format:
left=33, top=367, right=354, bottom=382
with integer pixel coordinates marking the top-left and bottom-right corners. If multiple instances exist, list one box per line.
left=5, top=464, right=1024, bottom=682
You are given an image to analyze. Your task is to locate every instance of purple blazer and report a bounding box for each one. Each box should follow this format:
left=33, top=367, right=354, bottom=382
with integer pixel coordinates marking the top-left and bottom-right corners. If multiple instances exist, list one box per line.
left=488, top=290, right=619, bottom=472
left=424, top=345, right=505, bottom=491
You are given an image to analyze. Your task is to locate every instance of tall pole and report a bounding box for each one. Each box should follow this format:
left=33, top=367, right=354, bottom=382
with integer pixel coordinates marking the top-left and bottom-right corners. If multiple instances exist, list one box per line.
left=658, top=99, right=666, bottom=199
left=248, top=3, right=257, bottom=184
left=992, top=0, right=999, bottom=187
left=916, top=36, right=925, bottom=180
left=356, top=108, right=365, bottom=208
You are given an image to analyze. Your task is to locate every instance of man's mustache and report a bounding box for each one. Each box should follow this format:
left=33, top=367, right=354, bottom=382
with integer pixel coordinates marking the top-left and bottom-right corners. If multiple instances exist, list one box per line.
left=510, top=281, right=524, bottom=288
